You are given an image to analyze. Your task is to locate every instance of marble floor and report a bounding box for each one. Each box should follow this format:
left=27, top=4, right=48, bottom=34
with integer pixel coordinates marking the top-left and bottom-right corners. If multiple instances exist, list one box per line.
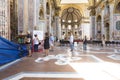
left=0, top=43, right=120, bottom=80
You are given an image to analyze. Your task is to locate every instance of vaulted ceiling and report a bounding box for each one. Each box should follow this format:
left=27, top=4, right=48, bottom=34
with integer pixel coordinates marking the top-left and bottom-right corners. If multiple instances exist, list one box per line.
left=60, top=0, right=100, bottom=6
left=51, top=0, right=102, bottom=17
left=61, top=0, right=89, bottom=4
left=52, top=0, right=101, bottom=8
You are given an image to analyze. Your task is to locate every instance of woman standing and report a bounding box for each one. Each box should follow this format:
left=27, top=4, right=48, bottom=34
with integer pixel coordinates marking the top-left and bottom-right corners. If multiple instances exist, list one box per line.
left=43, top=32, right=50, bottom=56
left=33, top=34, right=40, bottom=52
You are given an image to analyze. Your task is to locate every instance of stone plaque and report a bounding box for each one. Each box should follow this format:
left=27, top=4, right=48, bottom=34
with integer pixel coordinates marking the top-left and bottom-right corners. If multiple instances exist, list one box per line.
left=116, top=21, right=120, bottom=30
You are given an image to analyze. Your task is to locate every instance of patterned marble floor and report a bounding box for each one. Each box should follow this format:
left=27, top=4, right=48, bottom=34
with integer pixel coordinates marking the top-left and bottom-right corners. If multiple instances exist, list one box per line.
left=1, top=44, right=120, bottom=80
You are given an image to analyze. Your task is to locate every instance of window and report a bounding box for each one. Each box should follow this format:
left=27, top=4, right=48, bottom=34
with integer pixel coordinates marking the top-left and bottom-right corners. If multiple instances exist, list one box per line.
left=68, top=25, right=71, bottom=30
left=62, top=25, right=65, bottom=29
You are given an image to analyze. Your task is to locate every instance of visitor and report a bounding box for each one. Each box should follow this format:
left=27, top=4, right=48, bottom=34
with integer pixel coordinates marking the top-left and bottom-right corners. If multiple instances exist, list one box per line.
left=43, top=32, right=50, bottom=56
left=33, top=34, right=40, bottom=52
left=25, top=31, right=32, bottom=57
left=69, top=33, right=74, bottom=51
left=49, top=33, right=54, bottom=51
left=83, top=35, right=87, bottom=50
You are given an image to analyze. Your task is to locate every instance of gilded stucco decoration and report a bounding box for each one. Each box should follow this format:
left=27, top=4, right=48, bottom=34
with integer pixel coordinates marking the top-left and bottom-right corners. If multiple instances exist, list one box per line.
left=61, top=7, right=82, bottom=25
left=114, top=0, right=120, bottom=13
left=61, top=7, right=82, bottom=38
left=39, top=5, right=44, bottom=20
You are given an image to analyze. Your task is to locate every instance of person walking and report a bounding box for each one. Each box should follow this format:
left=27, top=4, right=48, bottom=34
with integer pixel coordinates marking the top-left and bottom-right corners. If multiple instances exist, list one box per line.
left=43, top=32, right=50, bottom=56
left=33, top=34, right=40, bottom=52
left=69, top=33, right=74, bottom=52
left=83, top=36, right=87, bottom=50
left=49, top=33, right=54, bottom=51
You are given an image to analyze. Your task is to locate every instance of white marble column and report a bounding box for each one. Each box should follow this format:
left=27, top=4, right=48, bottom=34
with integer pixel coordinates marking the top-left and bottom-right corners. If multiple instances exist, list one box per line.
left=18, top=0, right=24, bottom=34
left=90, top=16, right=96, bottom=39
left=34, top=0, right=47, bottom=38
left=28, top=0, right=34, bottom=33
left=55, top=16, right=60, bottom=39
left=109, top=4, right=114, bottom=41
left=34, top=0, right=37, bottom=27
left=23, top=0, right=28, bottom=33
left=59, top=21, right=61, bottom=40
left=7, top=0, right=10, bottom=40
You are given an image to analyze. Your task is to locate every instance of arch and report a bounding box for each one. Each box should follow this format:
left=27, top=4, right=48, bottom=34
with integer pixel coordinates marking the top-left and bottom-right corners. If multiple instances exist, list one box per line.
left=60, top=5, right=84, bottom=17
left=61, top=7, right=82, bottom=39
left=97, top=15, right=101, bottom=22
left=105, top=23, right=109, bottom=27
left=61, top=7, right=82, bottom=24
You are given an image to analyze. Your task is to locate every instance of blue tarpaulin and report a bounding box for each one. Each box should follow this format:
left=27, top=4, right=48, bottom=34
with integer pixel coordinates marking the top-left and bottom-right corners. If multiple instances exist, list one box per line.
left=0, top=36, right=28, bottom=65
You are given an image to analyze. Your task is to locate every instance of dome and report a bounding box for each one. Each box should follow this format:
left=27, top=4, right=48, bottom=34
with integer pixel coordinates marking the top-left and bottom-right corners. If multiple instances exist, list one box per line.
left=61, top=7, right=82, bottom=25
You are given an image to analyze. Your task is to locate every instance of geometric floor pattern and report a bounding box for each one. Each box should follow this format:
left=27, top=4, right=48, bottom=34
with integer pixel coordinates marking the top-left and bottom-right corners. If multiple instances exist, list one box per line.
left=3, top=55, right=102, bottom=80
left=1, top=44, right=120, bottom=80
left=3, top=54, right=120, bottom=80
left=108, top=54, right=120, bottom=60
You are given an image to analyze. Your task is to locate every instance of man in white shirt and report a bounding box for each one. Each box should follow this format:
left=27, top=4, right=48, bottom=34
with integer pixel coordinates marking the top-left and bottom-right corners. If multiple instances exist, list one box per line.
left=49, top=34, right=54, bottom=51
left=69, top=33, right=74, bottom=51
left=33, top=34, right=40, bottom=52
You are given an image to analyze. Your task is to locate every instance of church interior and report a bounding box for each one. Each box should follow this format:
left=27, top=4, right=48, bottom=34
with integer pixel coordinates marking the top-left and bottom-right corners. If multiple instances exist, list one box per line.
left=0, top=0, right=120, bottom=80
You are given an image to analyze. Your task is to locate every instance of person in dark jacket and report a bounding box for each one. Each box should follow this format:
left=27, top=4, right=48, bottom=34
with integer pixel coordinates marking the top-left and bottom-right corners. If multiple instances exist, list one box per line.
left=43, top=32, right=50, bottom=56
left=83, top=36, right=87, bottom=50
left=25, top=31, right=32, bottom=57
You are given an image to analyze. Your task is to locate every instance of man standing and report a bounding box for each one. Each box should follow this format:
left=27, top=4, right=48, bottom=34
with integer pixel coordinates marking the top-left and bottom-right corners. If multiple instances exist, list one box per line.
left=69, top=33, right=74, bottom=51
left=49, top=33, right=54, bottom=51
left=83, top=36, right=87, bottom=50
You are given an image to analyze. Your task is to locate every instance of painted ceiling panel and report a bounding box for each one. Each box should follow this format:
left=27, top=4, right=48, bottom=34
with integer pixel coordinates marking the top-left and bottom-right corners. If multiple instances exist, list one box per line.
left=61, top=0, right=89, bottom=4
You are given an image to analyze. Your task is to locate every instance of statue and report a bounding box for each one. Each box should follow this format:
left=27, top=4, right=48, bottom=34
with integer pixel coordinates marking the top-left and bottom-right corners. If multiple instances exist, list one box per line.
left=39, top=5, right=44, bottom=20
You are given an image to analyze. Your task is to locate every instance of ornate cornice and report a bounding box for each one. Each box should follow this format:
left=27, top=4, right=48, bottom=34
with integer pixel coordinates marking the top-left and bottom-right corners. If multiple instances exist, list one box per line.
left=51, top=0, right=61, bottom=16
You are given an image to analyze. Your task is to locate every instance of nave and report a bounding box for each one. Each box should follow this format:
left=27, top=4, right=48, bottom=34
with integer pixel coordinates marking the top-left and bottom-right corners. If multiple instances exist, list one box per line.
left=0, top=43, right=120, bottom=80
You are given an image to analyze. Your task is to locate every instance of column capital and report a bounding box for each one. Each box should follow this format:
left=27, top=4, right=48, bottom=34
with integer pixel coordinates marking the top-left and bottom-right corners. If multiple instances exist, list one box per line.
left=90, top=8, right=96, bottom=16
left=55, top=6, right=61, bottom=16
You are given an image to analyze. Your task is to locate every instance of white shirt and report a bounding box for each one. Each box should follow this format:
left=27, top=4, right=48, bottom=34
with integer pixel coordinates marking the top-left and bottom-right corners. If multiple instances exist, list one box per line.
left=61, top=34, right=65, bottom=40
left=33, top=37, right=39, bottom=45
left=49, top=36, right=54, bottom=42
left=69, top=35, right=74, bottom=43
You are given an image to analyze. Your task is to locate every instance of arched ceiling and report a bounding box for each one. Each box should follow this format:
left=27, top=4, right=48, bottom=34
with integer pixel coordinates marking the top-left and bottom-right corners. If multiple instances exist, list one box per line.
left=51, top=0, right=102, bottom=16
left=61, top=7, right=82, bottom=25
left=60, top=0, right=100, bottom=6
left=61, top=0, right=90, bottom=4
left=52, top=0, right=101, bottom=9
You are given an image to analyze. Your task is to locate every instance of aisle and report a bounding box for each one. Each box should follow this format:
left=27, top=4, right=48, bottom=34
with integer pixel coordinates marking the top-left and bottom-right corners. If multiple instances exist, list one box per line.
left=1, top=44, right=120, bottom=80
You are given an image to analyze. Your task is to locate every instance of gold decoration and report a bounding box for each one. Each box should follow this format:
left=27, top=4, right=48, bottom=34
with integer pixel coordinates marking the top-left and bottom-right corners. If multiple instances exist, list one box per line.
left=39, top=5, right=44, bottom=20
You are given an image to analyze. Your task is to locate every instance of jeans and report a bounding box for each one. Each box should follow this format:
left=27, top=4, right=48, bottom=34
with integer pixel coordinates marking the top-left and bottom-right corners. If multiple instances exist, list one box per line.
left=70, top=43, right=74, bottom=51
left=34, top=44, right=39, bottom=52
left=83, top=44, right=87, bottom=50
